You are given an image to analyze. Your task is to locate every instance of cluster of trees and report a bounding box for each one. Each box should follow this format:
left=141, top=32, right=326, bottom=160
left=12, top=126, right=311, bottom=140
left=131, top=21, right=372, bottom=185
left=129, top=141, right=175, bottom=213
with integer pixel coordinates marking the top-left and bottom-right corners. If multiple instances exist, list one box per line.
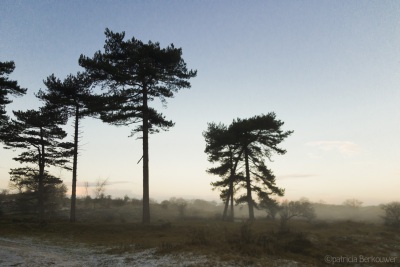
left=203, top=114, right=293, bottom=221
left=0, top=28, right=196, bottom=223
left=342, top=198, right=363, bottom=208
left=1, top=28, right=309, bottom=226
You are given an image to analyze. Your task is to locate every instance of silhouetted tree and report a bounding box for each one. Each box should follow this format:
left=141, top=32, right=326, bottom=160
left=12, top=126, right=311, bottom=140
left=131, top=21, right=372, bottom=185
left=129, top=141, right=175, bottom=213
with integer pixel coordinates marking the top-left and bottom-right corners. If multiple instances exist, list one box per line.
left=381, top=202, right=400, bottom=228
left=9, top=167, right=67, bottom=215
left=92, top=177, right=108, bottom=210
left=203, top=122, right=243, bottom=221
left=169, top=197, right=188, bottom=217
left=37, top=72, right=95, bottom=222
left=79, top=28, right=197, bottom=223
left=229, top=114, right=292, bottom=220
left=2, top=107, right=73, bottom=220
left=207, top=114, right=292, bottom=220
left=0, top=61, right=27, bottom=125
left=259, top=197, right=280, bottom=220
left=279, top=199, right=316, bottom=231
left=343, top=198, right=363, bottom=208
left=239, top=161, right=285, bottom=216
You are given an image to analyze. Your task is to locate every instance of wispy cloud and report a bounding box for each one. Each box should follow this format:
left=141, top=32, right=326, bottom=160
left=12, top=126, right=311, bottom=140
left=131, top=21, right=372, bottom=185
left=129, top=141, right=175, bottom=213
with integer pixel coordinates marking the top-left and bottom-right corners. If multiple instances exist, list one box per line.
left=75, top=180, right=131, bottom=187
left=306, top=141, right=362, bottom=157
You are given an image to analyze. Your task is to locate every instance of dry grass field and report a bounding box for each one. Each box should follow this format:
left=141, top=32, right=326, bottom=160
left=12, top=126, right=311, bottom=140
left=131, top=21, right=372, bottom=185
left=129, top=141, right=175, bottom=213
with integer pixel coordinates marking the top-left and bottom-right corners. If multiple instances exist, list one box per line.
left=1, top=210, right=399, bottom=266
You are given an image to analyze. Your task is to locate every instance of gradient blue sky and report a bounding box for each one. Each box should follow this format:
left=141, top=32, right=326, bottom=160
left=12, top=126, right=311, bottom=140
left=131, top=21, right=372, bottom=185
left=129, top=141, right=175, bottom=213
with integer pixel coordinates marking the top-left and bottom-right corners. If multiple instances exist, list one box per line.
left=1, top=1, right=399, bottom=205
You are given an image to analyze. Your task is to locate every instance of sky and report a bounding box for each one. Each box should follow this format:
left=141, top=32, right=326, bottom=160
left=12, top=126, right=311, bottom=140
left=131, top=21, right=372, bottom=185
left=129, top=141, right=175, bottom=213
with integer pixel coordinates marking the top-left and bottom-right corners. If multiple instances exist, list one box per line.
left=1, top=0, right=399, bottom=205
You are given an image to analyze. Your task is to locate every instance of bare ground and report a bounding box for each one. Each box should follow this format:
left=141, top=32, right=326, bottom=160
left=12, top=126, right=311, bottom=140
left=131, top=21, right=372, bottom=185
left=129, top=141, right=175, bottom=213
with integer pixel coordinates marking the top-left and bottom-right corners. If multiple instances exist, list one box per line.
left=0, top=236, right=303, bottom=267
left=0, top=237, right=213, bottom=267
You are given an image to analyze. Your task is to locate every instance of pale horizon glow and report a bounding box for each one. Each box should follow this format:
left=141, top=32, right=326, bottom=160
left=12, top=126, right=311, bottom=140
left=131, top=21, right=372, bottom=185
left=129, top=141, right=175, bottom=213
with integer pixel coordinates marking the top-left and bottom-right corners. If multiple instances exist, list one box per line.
left=1, top=1, right=399, bottom=206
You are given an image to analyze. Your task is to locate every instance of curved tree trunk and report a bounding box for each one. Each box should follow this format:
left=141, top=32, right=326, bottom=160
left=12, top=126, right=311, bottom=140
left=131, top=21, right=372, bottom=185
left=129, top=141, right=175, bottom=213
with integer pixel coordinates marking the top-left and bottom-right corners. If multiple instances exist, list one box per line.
left=222, top=182, right=232, bottom=221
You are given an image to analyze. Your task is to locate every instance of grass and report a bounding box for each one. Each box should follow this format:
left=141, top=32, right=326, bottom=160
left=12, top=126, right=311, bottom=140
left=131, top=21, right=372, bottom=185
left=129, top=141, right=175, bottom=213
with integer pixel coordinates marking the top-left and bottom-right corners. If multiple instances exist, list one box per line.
left=1, top=214, right=399, bottom=266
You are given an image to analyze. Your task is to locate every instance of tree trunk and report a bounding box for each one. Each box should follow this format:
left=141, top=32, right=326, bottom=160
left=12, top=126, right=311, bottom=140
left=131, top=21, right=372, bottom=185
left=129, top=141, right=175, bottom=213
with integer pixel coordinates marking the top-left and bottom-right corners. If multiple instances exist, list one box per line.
left=222, top=192, right=229, bottom=221
left=223, top=150, right=242, bottom=221
left=70, top=106, right=79, bottom=222
left=38, top=169, right=45, bottom=221
left=230, top=179, right=234, bottom=221
left=38, top=127, right=45, bottom=221
left=142, top=85, right=150, bottom=224
left=222, top=182, right=232, bottom=221
left=244, top=147, right=254, bottom=220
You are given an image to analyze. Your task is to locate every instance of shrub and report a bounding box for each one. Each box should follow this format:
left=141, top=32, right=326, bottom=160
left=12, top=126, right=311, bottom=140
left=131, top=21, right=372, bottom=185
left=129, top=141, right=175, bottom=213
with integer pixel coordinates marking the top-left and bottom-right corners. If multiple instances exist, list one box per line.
left=240, top=221, right=253, bottom=244
left=187, top=227, right=209, bottom=245
left=259, top=198, right=281, bottom=220
left=343, top=198, right=363, bottom=208
left=279, top=199, right=316, bottom=231
left=381, top=202, right=400, bottom=228
left=285, top=232, right=313, bottom=254
left=0, top=190, right=4, bottom=217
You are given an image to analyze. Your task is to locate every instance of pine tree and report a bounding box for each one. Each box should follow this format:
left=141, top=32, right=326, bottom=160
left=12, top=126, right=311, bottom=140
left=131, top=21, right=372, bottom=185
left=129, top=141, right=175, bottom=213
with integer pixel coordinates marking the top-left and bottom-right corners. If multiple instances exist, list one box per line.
left=2, top=107, right=73, bottom=220
left=205, top=113, right=292, bottom=220
left=79, top=28, right=197, bottom=223
left=203, top=122, right=243, bottom=221
left=230, top=113, right=292, bottom=220
left=37, top=72, right=95, bottom=222
left=9, top=167, right=67, bottom=214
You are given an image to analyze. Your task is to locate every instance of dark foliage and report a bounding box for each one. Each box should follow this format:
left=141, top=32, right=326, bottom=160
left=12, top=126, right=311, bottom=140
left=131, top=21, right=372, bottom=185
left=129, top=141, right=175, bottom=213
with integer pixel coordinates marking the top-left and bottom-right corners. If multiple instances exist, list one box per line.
left=0, top=61, right=27, bottom=124
left=37, top=72, right=96, bottom=222
left=203, top=122, right=243, bottom=221
left=204, top=113, right=292, bottom=220
left=381, top=202, right=400, bottom=228
left=2, top=106, right=73, bottom=220
left=9, top=167, right=67, bottom=215
left=79, top=28, right=197, bottom=223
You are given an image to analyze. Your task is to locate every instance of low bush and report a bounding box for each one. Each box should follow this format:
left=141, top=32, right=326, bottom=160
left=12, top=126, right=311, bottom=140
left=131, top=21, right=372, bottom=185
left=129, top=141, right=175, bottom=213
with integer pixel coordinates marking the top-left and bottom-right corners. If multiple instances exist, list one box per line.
left=381, top=202, right=400, bottom=228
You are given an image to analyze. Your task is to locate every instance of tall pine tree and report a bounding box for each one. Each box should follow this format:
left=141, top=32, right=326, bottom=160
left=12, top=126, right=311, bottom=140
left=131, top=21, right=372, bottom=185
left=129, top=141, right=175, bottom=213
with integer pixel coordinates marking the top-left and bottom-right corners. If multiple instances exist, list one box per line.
left=37, top=72, right=95, bottom=222
left=230, top=113, right=292, bottom=220
left=203, top=122, right=243, bottom=221
left=79, top=28, right=197, bottom=223
left=205, top=113, right=292, bottom=220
